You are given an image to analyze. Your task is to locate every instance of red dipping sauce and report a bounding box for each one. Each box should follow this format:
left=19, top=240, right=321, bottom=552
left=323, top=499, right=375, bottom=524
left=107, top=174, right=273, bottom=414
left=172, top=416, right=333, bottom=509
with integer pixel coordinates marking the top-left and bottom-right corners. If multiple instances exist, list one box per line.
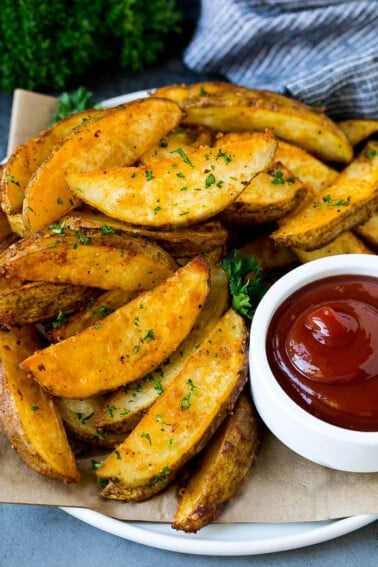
left=267, top=275, right=378, bottom=431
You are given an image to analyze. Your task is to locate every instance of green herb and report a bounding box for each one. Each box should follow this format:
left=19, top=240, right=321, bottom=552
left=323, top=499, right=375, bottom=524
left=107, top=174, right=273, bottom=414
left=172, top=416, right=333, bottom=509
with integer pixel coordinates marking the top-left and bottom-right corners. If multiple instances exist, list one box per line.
left=143, top=329, right=155, bottom=341
left=205, top=173, right=216, bottom=187
left=322, top=194, right=351, bottom=206
left=30, top=405, right=39, bottom=411
left=6, top=174, right=20, bottom=186
left=52, top=310, right=67, bottom=329
left=0, top=2, right=182, bottom=94
left=101, top=224, right=115, bottom=235
left=171, top=147, right=194, bottom=167
left=104, top=405, right=117, bottom=418
left=56, top=196, right=64, bottom=204
left=76, top=412, right=94, bottom=424
left=221, top=249, right=267, bottom=319
left=271, top=169, right=285, bottom=184
left=141, top=432, right=152, bottom=445
left=49, top=221, right=67, bottom=236
left=145, top=170, right=154, bottom=181
left=92, top=305, right=114, bottom=318
left=215, top=148, right=232, bottom=164
left=91, top=460, right=103, bottom=470
left=50, top=87, right=99, bottom=125
left=364, top=149, right=377, bottom=159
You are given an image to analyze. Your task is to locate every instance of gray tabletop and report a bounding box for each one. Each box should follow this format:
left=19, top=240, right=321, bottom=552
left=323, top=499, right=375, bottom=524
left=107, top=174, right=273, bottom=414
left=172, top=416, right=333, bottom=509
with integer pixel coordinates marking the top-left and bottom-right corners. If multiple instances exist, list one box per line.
left=0, top=4, right=377, bottom=565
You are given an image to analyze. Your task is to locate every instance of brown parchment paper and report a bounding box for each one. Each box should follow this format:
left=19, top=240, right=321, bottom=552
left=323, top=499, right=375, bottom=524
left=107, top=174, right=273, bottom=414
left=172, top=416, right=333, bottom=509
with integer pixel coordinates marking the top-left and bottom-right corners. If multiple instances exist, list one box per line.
left=1, top=89, right=377, bottom=524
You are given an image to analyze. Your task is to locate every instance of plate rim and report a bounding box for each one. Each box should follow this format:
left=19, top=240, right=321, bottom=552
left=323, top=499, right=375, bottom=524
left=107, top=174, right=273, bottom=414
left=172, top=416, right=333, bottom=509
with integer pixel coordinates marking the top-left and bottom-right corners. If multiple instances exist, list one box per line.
left=61, top=507, right=378, bottom=556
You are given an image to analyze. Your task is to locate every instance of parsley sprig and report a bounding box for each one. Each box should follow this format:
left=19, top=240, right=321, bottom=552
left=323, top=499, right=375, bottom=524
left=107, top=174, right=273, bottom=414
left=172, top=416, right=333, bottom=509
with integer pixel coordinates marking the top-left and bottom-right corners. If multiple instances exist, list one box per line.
left=221, top=249, right=267, bottom=319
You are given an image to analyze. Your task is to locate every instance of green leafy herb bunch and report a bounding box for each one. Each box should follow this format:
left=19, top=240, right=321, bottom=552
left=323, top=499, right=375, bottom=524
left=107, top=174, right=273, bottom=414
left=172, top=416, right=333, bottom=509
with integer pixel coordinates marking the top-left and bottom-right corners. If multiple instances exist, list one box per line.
left=0, top=0, right=181, bottom=92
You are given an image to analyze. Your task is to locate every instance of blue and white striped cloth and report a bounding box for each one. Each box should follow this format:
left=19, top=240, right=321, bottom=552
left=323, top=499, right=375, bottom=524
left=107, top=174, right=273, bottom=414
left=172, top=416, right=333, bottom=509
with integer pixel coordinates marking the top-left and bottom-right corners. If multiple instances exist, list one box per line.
left=184, top=0, right=378, bottom=118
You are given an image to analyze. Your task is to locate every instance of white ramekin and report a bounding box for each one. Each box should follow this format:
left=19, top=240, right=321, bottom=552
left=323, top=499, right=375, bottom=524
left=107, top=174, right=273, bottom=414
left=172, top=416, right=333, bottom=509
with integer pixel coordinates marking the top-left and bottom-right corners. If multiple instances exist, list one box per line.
left=249, top=254, right=378, bottom=472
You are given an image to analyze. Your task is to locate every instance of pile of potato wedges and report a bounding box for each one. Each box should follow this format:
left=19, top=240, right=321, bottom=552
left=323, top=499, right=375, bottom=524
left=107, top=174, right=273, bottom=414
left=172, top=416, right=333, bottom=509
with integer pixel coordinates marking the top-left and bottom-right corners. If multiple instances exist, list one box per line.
left=0, top=82, right=377, bottom=533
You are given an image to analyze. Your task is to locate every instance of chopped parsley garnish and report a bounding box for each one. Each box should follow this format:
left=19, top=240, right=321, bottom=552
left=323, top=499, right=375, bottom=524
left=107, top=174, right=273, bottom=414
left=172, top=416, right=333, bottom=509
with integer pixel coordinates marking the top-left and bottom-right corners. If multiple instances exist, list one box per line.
left=52, top=310, right=67, bottom=329
left=170, top=147, right=194, bottom=167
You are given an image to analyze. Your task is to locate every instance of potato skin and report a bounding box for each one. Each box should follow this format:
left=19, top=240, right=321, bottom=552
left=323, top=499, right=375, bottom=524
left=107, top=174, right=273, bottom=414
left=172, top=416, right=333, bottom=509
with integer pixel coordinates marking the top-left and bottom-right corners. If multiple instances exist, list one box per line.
left=172, top=390, right=261, bottom=533
left=0, top=325, right=79, bottom=483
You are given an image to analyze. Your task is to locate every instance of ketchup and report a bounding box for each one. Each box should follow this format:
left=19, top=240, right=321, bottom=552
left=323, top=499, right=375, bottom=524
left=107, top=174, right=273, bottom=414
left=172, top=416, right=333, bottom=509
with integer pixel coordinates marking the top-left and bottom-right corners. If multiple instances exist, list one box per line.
left=267, top=275, right=378, bottom=431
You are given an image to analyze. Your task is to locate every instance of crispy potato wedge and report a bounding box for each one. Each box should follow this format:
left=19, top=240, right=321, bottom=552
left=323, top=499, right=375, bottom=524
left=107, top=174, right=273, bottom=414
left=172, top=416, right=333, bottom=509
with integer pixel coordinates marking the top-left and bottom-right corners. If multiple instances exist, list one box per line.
left=271, top=140, right=378, bottom=250
left=61, top=209, right=229, bottom=259
left=0, top=325, right=79, bottom=483
left=216, top=133, right=339, bottom=193
left=56, top=397, right=126, bottom=448
left=139, top=125, right=214, bottom=165
left=67, top=133, right=277, bottom=228
left=94, top=264, right=229, bottom=434
left=292, top=230, right=375, bottom=263
left=22, top=98, right=184, bottom=233
left=98, top=308, right=248, bottom=501
left=354, top=212, right=378, bottom=247
left=338, top=119, right=378, bottom=147
left=20, top=256, right=210, bottom=398
left=48, top=288, right=137, bottom=342
left=221, top=161, right=307, bottom=224
left=5, top=212, right=26, bottom=237
left=0, top=228, right=176, bottom=291
left=1, top=108, right=104, bottom=215
left=153, top=82, right=353, bottom=163
left=172, top=390, right=261, bottom=533
left=239, top=235, right=297, bottom=273
left=0, top=281, right=100, bottom=328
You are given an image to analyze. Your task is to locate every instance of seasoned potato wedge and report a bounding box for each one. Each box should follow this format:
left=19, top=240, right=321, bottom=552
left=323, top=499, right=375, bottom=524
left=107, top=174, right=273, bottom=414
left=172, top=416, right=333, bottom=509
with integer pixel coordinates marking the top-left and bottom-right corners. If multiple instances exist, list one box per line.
left=292, top=230, right=375, bottom=263
left=94, top=264, right=229, bottom=434
left=48, top=288, right=137, bottom=343
left=61, top=210, right=229, bottom=259
left=354, top=212, right=378, bottom=247
left=239, top=235, right=297, bottom=273
left=153, top=82, right=353, bottom=163
left=0, top=281, right=100, bottom=328
left=1, top=108, right=104, bottom=215
left=172, top=390, right=261, bottom=533
left=0, top=325, right=79, bottom=483
left=221, top=161, right=307, bottom=224
left=139, top=125, right=214, bottom=165
left=98, top=308, right=248, bottom=501
left=67, top=133, right=277, bottom=228
left=22, top=98, right=184, bottom=233
left=56, top=397, right=126, bottom=448
left=20, top=256, right=210, bottom=398
left=338, top=119, right=378, bottom=146
left=271, top=140, right=378, bottom=250
left=0, top=228, right=176, bottom=291
left=216, top=133, right=339, bottom=193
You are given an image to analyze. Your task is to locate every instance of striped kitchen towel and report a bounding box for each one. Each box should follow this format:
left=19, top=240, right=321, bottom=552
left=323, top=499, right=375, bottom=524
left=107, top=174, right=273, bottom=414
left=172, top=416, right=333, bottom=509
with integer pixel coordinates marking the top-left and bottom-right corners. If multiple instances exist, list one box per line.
left=184, top=0, right=378, bottom=118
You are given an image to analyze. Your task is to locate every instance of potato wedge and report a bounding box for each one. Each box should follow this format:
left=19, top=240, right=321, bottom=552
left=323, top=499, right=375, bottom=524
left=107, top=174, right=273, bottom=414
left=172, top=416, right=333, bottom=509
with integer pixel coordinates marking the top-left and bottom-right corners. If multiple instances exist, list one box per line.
left=271, top=140, right=378, bottom=250
left=139, top=125, right=214, bottom=165
left=354, top=212, right=378, bottom=247
left=338, top=119, right=378, bottom=147
left=1, top=108, right=104, bottom=215
left=239, top=235, right=297, bottom=273
left=172, top=390, right=261, bottom=533
left=0, top=325, right=79, bottom=483
left=221, top=161, right=307, bottom=224
left=22, top=98, right=184, bottom=233
left=61, top=210, right=229, bottom=259
left=0, top=228, right=176, bottom=291
left=215, top=133, right=339, bottom=193
left=56, top=397, right=126, bottom=448
left=98, top=308, right=248, bottom=501
left=48, top=288, right=137, bottom=342
left=0, top=208, right=12, bottom=242
left=94, top=264, right=229, bottom=434
left=0, top=281, right=100, bottom=328
left=67, top=132, right=277, bottom=228
left=153, top=82, right=353, bottom=163
left=292, top=230, right=375, bottom=263
left=20, top=256, right=210, bottom=398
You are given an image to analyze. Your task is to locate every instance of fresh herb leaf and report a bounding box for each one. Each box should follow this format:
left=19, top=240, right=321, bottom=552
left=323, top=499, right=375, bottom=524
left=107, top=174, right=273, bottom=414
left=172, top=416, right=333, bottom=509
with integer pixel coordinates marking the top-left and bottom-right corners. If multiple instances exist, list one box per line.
left=221, top=249, right=267, bottom=319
